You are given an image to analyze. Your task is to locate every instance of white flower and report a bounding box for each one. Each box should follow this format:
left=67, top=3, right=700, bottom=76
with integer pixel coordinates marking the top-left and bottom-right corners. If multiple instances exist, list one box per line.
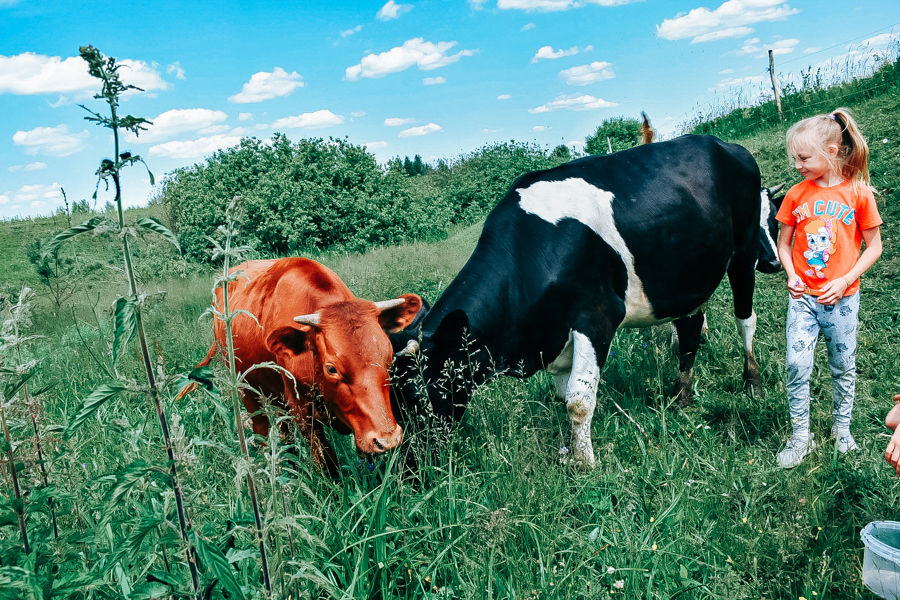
left=883, top=138, right=889, bottom=144
left=606, top=566, right=616, bottom=575
left=613, top=580, right=625, bottom=589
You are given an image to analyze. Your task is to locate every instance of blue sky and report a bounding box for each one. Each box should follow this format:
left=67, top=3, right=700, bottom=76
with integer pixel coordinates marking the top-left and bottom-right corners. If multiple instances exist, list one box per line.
left=1, top=0, right=898, bottom=220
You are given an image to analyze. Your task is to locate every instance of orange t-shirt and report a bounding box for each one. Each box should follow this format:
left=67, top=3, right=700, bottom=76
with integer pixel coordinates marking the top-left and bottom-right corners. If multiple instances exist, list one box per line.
left=775, top=179, right=882, bottom=296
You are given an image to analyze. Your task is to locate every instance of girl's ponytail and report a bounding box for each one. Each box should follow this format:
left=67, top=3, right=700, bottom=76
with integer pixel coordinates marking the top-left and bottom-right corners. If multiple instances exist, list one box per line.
left=831, top=107, right=870, bottom=190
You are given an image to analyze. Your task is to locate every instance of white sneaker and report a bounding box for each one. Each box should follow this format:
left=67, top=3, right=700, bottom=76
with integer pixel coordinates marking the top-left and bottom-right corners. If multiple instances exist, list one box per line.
left=831, top=427, right=859, bottom=453
left=777, top=433, right=816, bottom=468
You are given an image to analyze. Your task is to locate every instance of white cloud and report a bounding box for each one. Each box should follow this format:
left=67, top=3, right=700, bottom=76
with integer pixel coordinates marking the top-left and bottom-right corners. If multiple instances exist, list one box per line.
left=238, top=112, right=253, bottom=121
left=423, top=76, right=446, bottom=85
left=13, top=124, right=89, bottom=156
left=272, top=109, right=345, bottom=129
left=0, top=52, right=93, bottom=94
left=691, top=26, right=754, bottom=43
left=351, top=111, right=366, bottom=117
left=531, top=45, right=581, bottom=63
left=14, top=183, right=63, bottom=204
left=712, top=74, right=766, bottom=90
left=0, top=194, right=8, bottom=205
left=125, top=108, right=229, bottom=143
left=719, top=68, right=735, bottom=74
left=736, top=37, right=798, bottom=57
left=399, top=123, right=442, bottom=137
left=149, top=134, right=243, bottom=159
left=803, top=47, right=820, bottom=54
left=528, top=93, right=618, bottom=113
left=657, top=0, right=799, bottom=43
left=8, top=162, right=46, bottom=172
left=498, top=93, right=512, bottom=100
left=342, top=25, right=363, bottom=37
left=482, top=128, right=501, bottom=133
left=364, top=140, right=388, bottom=149
left=521, top=22, right=536, bottom=30
left=117, top=59, right=170, bottom=94
left=532, top=125, right=549, bottom=131
left=498, top=0, right=640, bottom=12
left=345, top=38, right=475, bottom=80
left=229, top=67, right=305, bottom=103
left=469, top=0, right=488, bottom=9
left=377, top=0, right=412, bottom=20
left=385, top=117, right=416, bottom=126
left=560, top=61, right=615, bottom=85
left=861, top=32, right=900, bottom=46
left=166, top=61, right=186, bottom=80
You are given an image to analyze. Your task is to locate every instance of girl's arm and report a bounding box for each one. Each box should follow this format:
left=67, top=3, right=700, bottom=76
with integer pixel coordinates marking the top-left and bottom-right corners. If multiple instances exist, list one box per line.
left=817, top=225, right=882, bottom=305
left=777, top=224, right=806, bottom=299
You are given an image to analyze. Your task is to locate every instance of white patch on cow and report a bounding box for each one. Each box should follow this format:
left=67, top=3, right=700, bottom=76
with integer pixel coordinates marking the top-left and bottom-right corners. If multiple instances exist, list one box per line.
left=735, top=311, right=756, bottom=356
left=547, top=330, right=574, bottom=398
left=564, top=331, right=599, bottom=466
left=758, top=191, right=778, bottom=266
left=517, top=178, right=656, bottom=326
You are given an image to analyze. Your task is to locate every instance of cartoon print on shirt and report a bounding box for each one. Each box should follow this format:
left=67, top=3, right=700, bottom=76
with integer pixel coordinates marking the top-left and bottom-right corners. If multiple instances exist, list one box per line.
left=803, top=218, right=836, bottom=279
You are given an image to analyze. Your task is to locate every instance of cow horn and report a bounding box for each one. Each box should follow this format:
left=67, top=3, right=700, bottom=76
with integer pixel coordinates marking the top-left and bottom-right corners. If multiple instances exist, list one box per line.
left=293, top=313, right=321, bottom=326
left=373, top=298, right=406, bottom=312
left=395, top=339, right=420, bottom=357
left=767, top=183, right=785, bottom=196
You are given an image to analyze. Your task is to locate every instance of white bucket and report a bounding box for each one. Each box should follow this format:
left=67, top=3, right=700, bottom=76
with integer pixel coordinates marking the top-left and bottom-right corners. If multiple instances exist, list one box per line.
left=862, top=521, right=900, bottom=599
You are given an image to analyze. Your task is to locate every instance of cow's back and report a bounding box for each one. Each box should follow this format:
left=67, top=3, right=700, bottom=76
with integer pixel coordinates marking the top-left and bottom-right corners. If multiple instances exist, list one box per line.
left=213, top=257, right=355, bottom=369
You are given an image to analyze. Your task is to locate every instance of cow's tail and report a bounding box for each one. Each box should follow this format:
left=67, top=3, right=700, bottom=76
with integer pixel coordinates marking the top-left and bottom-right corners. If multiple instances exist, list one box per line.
left=174, top=342, right=219, bottom=401
left=641, top=112, right=654, bottom=144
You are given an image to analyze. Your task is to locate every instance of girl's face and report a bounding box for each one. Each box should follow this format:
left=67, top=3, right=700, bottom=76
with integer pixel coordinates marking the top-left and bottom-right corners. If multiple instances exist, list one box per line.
left=792, top=143, right=840, bottom=186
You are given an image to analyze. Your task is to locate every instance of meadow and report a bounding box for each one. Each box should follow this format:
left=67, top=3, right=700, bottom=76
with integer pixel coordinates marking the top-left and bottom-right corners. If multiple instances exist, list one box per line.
left=1, top=54, right=900, bottom=599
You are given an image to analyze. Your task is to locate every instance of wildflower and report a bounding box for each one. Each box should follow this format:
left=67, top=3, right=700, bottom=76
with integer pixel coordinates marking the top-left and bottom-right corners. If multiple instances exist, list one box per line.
left=610, top=351, right=616, bottom=356
left=800, top=596, right=808, bottom=600
left=705, top=425, right=711, bottom=430
left=642, top=343, right=647, bottom=348
left=650, top=517, right=655, bottom=522
left=742, top=517, right=747, bottom=523
left=613, top=580, right=625, bottom=589
left=817, top=526, right=822, bottom=531
left=799, top=498, right=806, bottom=504
left=651, top=544, right=658, bottom=550
left=607, top=566, right=616, bottom=575
left=721, top=493, right=728, bottom=497
left=883, top=138, right=889, bottom=144
left=559, top=446, right=569, bottom=455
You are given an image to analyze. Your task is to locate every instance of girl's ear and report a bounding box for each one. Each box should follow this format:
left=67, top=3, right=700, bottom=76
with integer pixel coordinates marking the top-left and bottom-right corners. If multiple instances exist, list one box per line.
left=827, top=143, right=841, bottom=158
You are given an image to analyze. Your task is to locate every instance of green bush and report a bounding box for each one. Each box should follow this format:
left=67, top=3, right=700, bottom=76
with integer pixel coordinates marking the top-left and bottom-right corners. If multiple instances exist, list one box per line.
left=584, top=116, right=644, bottom=155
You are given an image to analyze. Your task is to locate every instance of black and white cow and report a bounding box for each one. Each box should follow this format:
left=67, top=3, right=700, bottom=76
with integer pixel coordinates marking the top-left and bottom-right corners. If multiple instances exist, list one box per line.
left=392, top=135, right=778, bottom=466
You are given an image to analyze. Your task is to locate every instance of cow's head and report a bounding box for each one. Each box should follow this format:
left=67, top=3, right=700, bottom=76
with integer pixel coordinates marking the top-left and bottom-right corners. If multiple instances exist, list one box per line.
left=757, top=184, right=785, bottom=274
left=265, top=294, right=422, bottom=456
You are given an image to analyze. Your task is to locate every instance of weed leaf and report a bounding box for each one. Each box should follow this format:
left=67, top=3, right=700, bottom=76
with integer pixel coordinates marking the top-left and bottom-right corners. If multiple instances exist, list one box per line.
left=191, top=531, right=245, bottom=600
left=137, top=217, right=180, bottom=252
left=64, top=381, right=127, bottom=440
left=46, top=216, right=109, bottom=254
left=112, top=296, right=137, bottom=366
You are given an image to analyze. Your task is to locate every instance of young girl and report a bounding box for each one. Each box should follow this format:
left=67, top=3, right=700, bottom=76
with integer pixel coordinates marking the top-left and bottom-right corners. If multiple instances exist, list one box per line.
left=774, top=107, right=883, bottom=468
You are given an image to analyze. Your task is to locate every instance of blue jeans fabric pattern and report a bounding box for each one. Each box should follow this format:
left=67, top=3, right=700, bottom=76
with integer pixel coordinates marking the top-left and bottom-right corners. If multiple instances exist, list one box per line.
left=785, top=292, right=859, bottom=434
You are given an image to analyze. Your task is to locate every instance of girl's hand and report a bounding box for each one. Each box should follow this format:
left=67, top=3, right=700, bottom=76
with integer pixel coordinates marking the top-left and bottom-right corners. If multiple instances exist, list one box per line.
left=787, top=276, right=806, bottom=299
left=887, top=395, right=900, bottom=476
left=816, top=277, right=849, bottom=305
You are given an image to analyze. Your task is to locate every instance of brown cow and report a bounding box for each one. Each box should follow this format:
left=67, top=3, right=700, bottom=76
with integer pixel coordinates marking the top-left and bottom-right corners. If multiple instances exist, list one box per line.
left=198, top=257, right=422, bottom=477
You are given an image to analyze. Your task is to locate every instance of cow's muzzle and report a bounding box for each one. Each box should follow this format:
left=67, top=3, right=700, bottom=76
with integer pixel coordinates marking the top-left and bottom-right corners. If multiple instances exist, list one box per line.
left=361, top=425, right=403, bottom=455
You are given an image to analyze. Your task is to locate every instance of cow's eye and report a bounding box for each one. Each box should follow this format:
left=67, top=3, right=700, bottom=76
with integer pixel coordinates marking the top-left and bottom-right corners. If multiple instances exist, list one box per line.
left=325, top=363, right=339, bottom=376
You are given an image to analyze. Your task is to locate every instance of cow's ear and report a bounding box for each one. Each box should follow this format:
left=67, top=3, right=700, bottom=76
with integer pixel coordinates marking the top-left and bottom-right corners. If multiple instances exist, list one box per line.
left=378, top=294, right=423, bottom=334
left=767, top=184, right=786, bottom=209
left=432, top=309, right=470, bottom=351
left=266, top=325, right=314, bottom=357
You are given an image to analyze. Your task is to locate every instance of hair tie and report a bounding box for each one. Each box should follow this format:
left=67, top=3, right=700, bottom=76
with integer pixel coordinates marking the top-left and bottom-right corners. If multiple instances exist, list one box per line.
left=828, top=114, right=837, bottom=121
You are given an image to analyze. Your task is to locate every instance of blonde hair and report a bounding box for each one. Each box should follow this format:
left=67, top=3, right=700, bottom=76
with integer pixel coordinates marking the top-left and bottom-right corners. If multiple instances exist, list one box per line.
left=786, top=107, right=870, bottom=191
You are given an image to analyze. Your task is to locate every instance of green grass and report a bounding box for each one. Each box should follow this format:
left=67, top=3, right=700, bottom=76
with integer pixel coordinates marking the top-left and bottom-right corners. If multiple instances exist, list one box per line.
left=2, top=63, right=900, bottom=599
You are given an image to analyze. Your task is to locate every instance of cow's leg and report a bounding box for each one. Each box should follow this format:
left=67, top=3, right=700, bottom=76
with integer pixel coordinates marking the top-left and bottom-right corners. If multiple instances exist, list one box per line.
left=547, top=331, right=574, bottom=399
left=727, top=258, right=764, bottom=395
left=672, top=312, right=705, bottom=407
left=565, top=330, right=609, bottom=467
left=240, top=391, right=271, bottom=440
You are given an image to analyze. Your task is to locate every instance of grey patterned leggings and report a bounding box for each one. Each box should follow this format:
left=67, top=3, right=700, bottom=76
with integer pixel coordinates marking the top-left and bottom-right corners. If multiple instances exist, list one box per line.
left=785, top=292, right=859, bottom=434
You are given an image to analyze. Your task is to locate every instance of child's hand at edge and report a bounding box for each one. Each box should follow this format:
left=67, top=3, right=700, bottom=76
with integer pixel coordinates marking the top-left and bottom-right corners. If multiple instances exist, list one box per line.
left=885, top=395, right=900, bottom=476
left=787, top=276, right=807, bottom=299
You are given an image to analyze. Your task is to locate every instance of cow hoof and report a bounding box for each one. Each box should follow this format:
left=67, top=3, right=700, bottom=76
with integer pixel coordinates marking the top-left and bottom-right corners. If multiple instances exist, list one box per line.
left=674, top=384, right=693, bottom=408
left=744, top=379, right=765, bottom=398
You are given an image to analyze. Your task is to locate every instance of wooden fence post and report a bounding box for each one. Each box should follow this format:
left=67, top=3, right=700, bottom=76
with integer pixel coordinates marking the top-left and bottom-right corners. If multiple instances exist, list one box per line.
left=769, top=50, right=784, bottom=120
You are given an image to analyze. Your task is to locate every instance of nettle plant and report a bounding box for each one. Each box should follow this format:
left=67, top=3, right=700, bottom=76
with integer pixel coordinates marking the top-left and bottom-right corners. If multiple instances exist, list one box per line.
left=47, top=46, right=242, bottom=599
